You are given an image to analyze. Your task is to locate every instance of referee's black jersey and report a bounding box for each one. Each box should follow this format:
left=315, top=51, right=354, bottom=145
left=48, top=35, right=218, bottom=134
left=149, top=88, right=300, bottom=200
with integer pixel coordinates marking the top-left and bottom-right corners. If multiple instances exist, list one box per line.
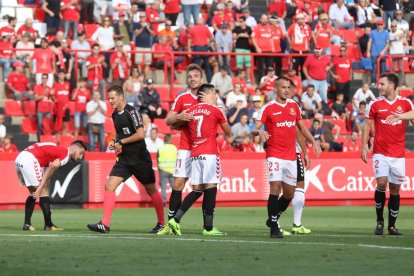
left=112, top=104, right=149, bottom=161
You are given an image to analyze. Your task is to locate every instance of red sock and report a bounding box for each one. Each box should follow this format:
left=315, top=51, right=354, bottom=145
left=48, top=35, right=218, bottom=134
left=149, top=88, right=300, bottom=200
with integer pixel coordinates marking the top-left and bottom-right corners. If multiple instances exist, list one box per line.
left=150, top=192, right=165, bottom=225
left=102, top=191, right=116, bottom=227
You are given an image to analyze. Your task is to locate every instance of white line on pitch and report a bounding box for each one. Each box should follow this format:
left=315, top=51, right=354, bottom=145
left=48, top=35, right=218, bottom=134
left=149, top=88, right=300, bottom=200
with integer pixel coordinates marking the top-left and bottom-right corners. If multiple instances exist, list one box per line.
left=1, top=234, right=413, bottom=251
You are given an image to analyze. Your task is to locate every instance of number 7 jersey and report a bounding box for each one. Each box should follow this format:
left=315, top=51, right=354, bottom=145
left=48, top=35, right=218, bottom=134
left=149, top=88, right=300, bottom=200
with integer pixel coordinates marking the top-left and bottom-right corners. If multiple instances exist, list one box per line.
left=187, top=103, right=227, bottom=157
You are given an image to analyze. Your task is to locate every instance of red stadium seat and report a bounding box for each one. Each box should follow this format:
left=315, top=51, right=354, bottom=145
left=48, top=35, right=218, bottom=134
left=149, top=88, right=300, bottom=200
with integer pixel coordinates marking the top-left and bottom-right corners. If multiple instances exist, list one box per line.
left=331, top=119, right=351, bottom=135
left=399, top=89, right=413, bottom=98
left=161, top=102, right=171, bottom=112
left=156, top=86, right=173, bottom=102
left=105, top=101, right=113, bottom=117
left=346, top=45, right=360, bottom=62
left=104, top=117, right=115, bottom=133
left=302, top=119, right=311, bottom=129
left=330, top=45, right=340, bottom=57
left=60, top=136, right=75, bottom=148
left=5, top=100, right=24, bottom=116
left=341, top=29, right=358, bottom=44
left=22, top=117, right=38, bottom=134
left=154, top=118, right=177, bottom=134
left=40, top=135, right=57, bottom=144
left=171, top=86, right=186, bottom=99
left=23, top=100, right=37, bottom=116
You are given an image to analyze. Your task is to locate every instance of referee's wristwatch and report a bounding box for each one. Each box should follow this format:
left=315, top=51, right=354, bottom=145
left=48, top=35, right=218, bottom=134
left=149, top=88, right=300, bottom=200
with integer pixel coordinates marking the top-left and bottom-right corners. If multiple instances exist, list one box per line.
left=118, top=139, right=124, bottom=146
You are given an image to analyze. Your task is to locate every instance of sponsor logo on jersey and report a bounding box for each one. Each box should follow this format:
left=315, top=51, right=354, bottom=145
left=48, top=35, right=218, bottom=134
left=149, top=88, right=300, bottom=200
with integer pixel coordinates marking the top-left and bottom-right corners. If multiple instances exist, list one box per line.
left=191, top=156, right=207, bottom=161
left=380, top=119, right=402, bottom=126
left=184, top=103, right=192, bottom=106
left=289, top=107, right=296, bottom=115
left=379, top=109, right=388, bottom=112
left=276, top=120, right=296, bottom=127
left=272, top=111, right=281, bottom=116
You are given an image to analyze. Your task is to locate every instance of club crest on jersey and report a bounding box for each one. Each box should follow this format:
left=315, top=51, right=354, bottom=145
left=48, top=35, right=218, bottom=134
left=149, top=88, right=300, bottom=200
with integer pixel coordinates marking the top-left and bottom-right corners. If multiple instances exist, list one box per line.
left=396, top=106, right=403, bottom=113
left=289, top=108, right=296, bottom=115
left=122, top=127, right=130, bottom=134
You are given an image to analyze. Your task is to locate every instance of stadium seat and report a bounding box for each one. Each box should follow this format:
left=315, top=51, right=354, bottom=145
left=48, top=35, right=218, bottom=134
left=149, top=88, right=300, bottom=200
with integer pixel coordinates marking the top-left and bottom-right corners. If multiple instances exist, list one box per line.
left=23, top=100, right=36, bottom=116
left=154, top=118, right=177, bottom=134
left=5, top=100, right=24, bottom=116
left=40, top=135, right=57, bottom=144
left=104, top=117, right=115, bottom=133
left=341, top=29, right=358, bottom=44
left=161, top=102, right=171, bottom=112
left=0, top=8, right=16, bottom=18
left=16, top=7, right=34, bottom=21
left=60, top=136, right=75, bottom=148
left=346, top=45, right=360, bottom=62
left=157, top=86, right=173, bottom=102
left=22, top=117, right=37, bottom=134
left=33, top=8, right=46, bottom=22
left=399, top=89, right=413, bottom=98
left=85, top=24, right=99, bottom=39
left=302, top=119, right=311, bottom=129
left=331, top=119, right=351, bottom=135
left=105, top=101, right=113, bottom=117
left=171, top=86, right=186, bottom=99
left=330, top=45, right=340, bottom=57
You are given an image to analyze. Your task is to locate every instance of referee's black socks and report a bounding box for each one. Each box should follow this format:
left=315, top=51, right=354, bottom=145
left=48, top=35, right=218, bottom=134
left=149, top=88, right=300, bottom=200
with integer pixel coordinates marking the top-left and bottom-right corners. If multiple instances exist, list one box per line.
left=24, top=195, right=36, bottom=225
left=39, top=196, right=53, bottom=227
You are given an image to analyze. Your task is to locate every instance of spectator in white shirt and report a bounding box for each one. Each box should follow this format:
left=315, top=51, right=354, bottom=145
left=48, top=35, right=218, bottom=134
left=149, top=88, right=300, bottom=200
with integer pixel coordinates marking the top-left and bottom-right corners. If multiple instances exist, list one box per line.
left=145, top=128, right=164, bottom=153
left=352, top=83, right=376, bottom=111
left=226, top=83, right=247, bottom=109
left=394, top=10, right=409, bottom=36
left=86, top=90, right=107, bottom=152
left=389, top=20, right=406, bottom=86
left=71, top=32, right=91, bottom=78
left=210, top=67, right=233, bottom=99
left=242, top=9, right=257, bottom=28
left=329, top=0, right=354, bottom=29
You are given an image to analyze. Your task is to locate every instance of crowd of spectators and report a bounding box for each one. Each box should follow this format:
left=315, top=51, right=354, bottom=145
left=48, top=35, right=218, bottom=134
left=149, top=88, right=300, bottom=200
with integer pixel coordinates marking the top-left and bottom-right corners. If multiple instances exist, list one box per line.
left=0, top=0, right=414, bottom=154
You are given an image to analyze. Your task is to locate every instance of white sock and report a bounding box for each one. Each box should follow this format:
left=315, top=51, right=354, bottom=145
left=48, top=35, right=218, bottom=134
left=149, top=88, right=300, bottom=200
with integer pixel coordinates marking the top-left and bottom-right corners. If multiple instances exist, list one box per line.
left=292, top=188, right=305, bottom=227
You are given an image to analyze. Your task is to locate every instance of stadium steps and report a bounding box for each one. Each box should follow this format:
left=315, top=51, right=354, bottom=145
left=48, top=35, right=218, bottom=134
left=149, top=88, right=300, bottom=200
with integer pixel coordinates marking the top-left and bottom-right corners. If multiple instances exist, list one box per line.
left=248, top=0, right=267, bottom=20
left=406, top=125, right=414, bottom=151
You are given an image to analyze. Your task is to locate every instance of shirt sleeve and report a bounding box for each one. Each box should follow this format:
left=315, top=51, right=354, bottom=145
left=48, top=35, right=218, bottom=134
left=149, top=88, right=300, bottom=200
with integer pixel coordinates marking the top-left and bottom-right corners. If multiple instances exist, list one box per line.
left=367, top=101, right=376, bottom=119
left=216, top=106, right=227, bottom=124
left=257, top=105, right=268, bottom=123
left=129, top=108, right=144, bottom=129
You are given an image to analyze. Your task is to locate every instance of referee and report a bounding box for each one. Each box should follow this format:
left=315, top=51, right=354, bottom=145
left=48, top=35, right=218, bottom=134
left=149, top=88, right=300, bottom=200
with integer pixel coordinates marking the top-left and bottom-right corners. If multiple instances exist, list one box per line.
left=87, top=85, right=165, bottom=234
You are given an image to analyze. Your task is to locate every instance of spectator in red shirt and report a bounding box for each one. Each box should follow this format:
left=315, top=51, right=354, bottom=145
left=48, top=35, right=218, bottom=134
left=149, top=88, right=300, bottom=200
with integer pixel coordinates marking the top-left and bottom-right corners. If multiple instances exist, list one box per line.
left=146, top=1, right=165, bottom=36
left=34, top=74, right=53, bottom=140
left=188, top=18, right=218, bottom=82
left=61, top=0, right=81, bottom=39
left=86, top=44, right=107, bottom=98
left=270, top=16, right=285, bottom=77
left=0, top=34, right=17, bottom=81
left=314, top=13, right=341, bottom=55
left=16, top=18, right=39, bottom=42
left=330, top=46, right=352, bottom=102
left=30, top=38, right=56, bottom=87
left=152, top=35, right=183, bottom=83
left=232, top=68, right=247, bottom=94
left=259, top=66, right=277, bottom=96
left=218, top=134, right=237, bottom=152
left=0, top=135, right=18, bottom=153
left=252, top=14, right=274, bottom=83
left=164, top=0, right=180, bottom=26
left=7, top=61, right=33, bottom=101
left=238, top=134, right=256, bottom=152
left=0, top=16, right=17, bottom=43
left=72, top=78, right=91, bottom=139
left=303, top=47, right=331, bottom=103
left=268, top=0, right=287, bottom=19
left=284, top=66, right=303, bottom=97
left=212, top=3, right=233, bottom=33
left=110, top=40, right=131, bottom=86
left=342, top=131, right=361, bottom=153
left=52, top=70, right=71, bottom=137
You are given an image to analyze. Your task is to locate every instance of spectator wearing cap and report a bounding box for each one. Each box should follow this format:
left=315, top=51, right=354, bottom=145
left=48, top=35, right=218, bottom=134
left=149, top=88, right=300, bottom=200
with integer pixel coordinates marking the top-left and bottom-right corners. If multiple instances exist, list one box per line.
left=61, top=0, right=81, bottom=39
left=379, top=0, right=397, bottom=30
left=287, top=13, right=312, bottom=78
left=146, top=1, right=165, bottom=36
left=0, top=17, right=17, bottom=43
left=215, top=22, right=233, bottom=70
left=259, top=66, right=277, bottom=95
left=92, top=16, right=115, bottom=79
left=284, top=67, right=302, bottom=97
left=211, top=66, right=233, bottom=99
left=248, top=95, right=263, bottom=129
left=270, top=15, right=285, bottom=77
left=163, top=0, right=180, bottom=26
left=15, top=33, right=34, bottom=65
left=252, top=14, right=274, bottom=83
left=389, top=20, right=406, bottom=86
left=181, top=0, right=200, bottom=26
left=140, top=79, right=167, bottom=121
left=0, top=33, right=17, bottom=82
left=111, top=40, right=131, bottom=86
left=114, top=11, right=133, bottom=48
left=34, top=74, right=53, bottom=140
left=133, top=13, right=154, bottom=80
left=188, top=18, right=218, bottom=82
left=212, top=3, right=233, bottom=33
left=367, top=19, right=389, bottom=87
left=86, top=43, right=107, bottom=98
left=7, top=61, right=33, bottom=101
left=71, top=32, right=91, bottom=78
left=329, top=0, right=354, bottom=30
left=302, top=47, right=331, bottom=103
left=233, top=16, right=252, bottom=80
left=42, top=0, right=62, bottom=31
left=112, top=0, right=131, bottom=21
left=16, top=18, right=39, bottom=43
left=314, top=13, right=340, bottom=55
left=226, top=83, right=247, bottom=109
left=301, top=84, right=322, bottom=119
left=268, top=0, right=287, bottom=19
left=330, top=46, right=352, bottom=102
left=31, top=38, right=56, bottom=87
left=242, top=9, right=257, bottom=28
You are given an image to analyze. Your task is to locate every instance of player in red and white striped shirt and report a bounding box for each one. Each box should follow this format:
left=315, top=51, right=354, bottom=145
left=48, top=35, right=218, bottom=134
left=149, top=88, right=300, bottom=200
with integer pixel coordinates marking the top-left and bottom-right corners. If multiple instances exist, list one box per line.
left=362, top=73, right=414, bottom=236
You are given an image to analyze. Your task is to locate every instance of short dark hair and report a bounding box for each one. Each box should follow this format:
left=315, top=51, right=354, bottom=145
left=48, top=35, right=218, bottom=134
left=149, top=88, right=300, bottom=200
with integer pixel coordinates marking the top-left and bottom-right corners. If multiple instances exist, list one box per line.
left=197, top=83, right=215, bottom=96
left=275, top=76, right=291, bottom=87
left=107, top=85, right=124, bottom=97
left=8, top=16, right=16, bottom=24
left=164, top=134, right=172, bottom=143
left=307, top=84, right=315, bottom=89
left=359, top=101, right=367, bottom=106
left=92, top=43, right=100, bottom=49
left=313, top=119, right=321, bottom=124
left=380, top=73, right=399, bottom=90
left=187, top=63, right=203, bottom=78
left=70, top=140, right=88, bottom=151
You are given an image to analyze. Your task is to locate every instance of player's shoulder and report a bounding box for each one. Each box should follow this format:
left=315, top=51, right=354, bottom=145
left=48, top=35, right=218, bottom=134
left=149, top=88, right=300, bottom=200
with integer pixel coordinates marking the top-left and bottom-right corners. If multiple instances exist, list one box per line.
left=286, top=98, right=300, bottom=107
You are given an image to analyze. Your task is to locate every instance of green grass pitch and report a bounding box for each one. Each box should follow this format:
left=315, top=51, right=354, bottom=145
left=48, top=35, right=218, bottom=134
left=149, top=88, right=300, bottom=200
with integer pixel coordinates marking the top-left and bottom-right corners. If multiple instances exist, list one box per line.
left=0, top=206, right=413, bottom=275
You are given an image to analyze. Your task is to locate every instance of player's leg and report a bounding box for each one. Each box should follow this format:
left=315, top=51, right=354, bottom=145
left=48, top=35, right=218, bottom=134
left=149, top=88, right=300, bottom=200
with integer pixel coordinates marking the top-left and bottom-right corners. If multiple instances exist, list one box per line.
left=386, top=157, right=405, bottom=235
left=267, top=157, right=284, bottom=238
left=372, top=154, right=389, bottom=235
left=24, top=186, right=36, bottom=231
left=39, top=185, right=63, bottom=231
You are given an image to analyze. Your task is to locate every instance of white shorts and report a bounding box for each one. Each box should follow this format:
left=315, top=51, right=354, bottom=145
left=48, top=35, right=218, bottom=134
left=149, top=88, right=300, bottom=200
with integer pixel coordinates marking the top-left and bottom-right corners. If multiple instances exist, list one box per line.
left=267, top=157, right=297, bottom=186
left=190, top=154, right=221, bottom=185
left=373, top=154, right=405, bottom=185
left=15, top=151, right=43, bottom=187
left=173, top=150, right=191, bottom=178
left=135, top=47, right=152, bottom=65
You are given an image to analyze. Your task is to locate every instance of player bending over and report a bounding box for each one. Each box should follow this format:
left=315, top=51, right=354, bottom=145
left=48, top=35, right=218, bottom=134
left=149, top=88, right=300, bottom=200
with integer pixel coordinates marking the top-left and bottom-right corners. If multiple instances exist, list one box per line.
left=15, top=140, right=87, bottom=231
left=168, top=83, right=232, bottom=236
left=87, top=85, right=165, bottom=234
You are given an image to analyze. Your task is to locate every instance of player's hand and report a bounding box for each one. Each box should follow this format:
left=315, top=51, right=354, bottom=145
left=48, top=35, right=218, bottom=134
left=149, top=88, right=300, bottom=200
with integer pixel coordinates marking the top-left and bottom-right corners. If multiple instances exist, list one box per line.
left=257, top=130, right=270, bottom=141
left=312, top=142, right=322, bottom=158
left=303, top=154, right=311, bottom=170
left=115, top=142, right=123, bottom=155
left=33, top=185, right=43, bottom=199
left=361, top=147, right=369, bottom=163
left=385, top=112, right=401, bottom=124
left=177, top=110, right=194, bottom=122
left=108, top=139, right=116, bottom=151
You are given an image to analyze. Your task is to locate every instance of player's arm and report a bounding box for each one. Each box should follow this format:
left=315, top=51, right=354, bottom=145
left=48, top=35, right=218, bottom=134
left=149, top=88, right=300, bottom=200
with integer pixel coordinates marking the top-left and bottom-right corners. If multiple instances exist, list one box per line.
left=251, top=121, right=269, bottom=142
left=220, top=122, right=232, bottom=137
left=296, top=120, right=321, bottom=157
left=386, top=110, right=414, bottom=123
left=361, top=118, right=374, bottom=163
left=166, top=110, right=193, bottom=127
left=33, top=159, right=61, bottom=198
left=296, top=128, right=311, bottom=169
left=119, top=127, right=145, bottom=145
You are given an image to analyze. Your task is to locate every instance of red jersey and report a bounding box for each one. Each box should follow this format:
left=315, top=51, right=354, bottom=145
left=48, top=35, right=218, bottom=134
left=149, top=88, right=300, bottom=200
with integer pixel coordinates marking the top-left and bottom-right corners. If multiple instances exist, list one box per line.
left=153, top=43, right=172, bottom=62
left=342, top=139, right=361, bottom=153
left=212, top=14, right=233, bottom=29
left=332, top=56, right=351, bottom=83
left=1, top=144, right=18, bottom=153
left=315, top=23, right=333, bottom=49
left=272, top=25, right=284, bottom=53
left=367, top=96, right=414, bottom=158
left=73, top=88, right=91, bottom=112
left=53, top=81, right=70, bottom=104
left=0, top=41, right=13, bottom=58
left=25, top=143, right=70, bottom=167
left=188, top=24, right=213, bottom=46
left=258, top=99, right=302, bottom=160
left=232, top=77, right=247, bottom=93
left=171, top=91, right=199, bottom=150
left=146, top=7, right=161, bottom=35
left=239, top=142, right=256, bottom=152
left=218, top=139, right=236, bottom=152
left=0, top=26, right=15, bottom=38
left=61, top=0, right=80, bottom=21
left=110, top=51, right=129, bottom=79
left=260, top=75, right=277, bottom=94
left=303, top=55, right=331, bottom=80
left=17, top=25, right=38, bottom=39
left=86, top=55, right=104, bottom=81
left=287, top=23, right=312, bottom=52
left=7, top=72, right=29, bottom=92
left=252, top=24, right=273, bottom=52
left=268, top=0, right=287, bottom=17
left=188, top=103, right=227, bottom=157
left=34, top=84, right=53, bottom=113
left=32, top=48, right=55, bottom=74
left=164, top=0, right=180, bottom=14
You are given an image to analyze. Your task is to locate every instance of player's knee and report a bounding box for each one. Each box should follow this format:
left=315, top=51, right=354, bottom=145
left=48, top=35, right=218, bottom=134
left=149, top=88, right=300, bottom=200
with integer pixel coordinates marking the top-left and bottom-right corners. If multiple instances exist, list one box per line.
left=172, top=178, right=186, bottom=191
left=389, top=184, right=400, bottom=195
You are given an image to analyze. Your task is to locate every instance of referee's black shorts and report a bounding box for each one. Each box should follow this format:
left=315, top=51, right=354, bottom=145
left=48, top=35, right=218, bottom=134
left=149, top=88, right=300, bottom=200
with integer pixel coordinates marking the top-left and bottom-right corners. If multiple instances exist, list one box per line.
left=296, top=153, right=305, bottom=183
left=110, top=157, right=156, bottom=185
